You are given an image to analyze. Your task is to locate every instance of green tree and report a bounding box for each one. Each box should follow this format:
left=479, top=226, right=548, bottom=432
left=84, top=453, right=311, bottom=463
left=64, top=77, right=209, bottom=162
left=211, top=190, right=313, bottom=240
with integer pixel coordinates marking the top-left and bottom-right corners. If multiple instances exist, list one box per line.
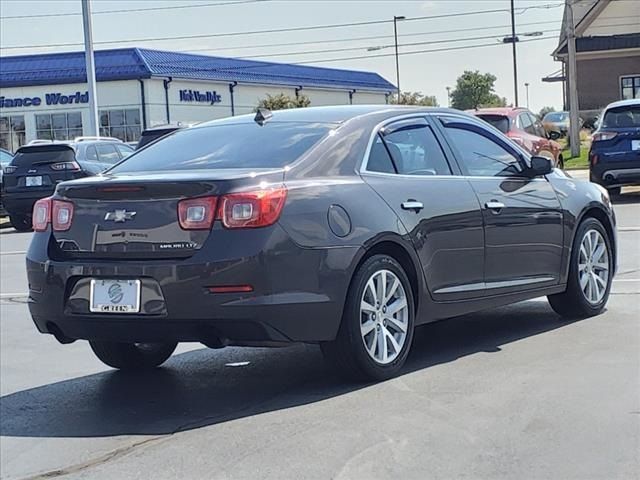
left=538, top=106, right=556, bottom=119
left=256, top=93, right=311, bottom=111
left=390, top=91, right=439, bottom=106
left=450, top=71, right=506, bottom=110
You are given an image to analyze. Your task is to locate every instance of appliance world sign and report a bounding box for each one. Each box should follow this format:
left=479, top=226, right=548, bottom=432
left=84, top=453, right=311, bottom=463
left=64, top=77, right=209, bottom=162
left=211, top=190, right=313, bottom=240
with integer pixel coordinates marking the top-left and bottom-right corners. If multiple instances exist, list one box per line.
left=179, top=89, right=222, bottom=105
left=0, top=91, right=90, bottom=108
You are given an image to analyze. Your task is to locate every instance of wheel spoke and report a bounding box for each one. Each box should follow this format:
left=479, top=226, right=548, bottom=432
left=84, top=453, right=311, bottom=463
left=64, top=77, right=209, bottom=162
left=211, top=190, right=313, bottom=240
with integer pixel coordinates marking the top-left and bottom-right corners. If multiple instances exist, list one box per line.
left=361, top=319, right=376, bottom=336
left=384, top=277, right=400, bottom=304
left=579, top=272, right=589, bottom=290
left=366, top=278, right=377, bottom=305
left=579, top=244, right=588, bottom=262
left=592, top=243, right=606, bottom=264
left=386, top=315, right=407, bottom=333
left=591, top=272, right=602, bottom=301
left=384, top=327, right=401, bottom=354
left=361, top=300, right=376, bottom=314
left=376, top=273, right=386, bottom=308
left=387, top=298, right=407, bottom=315
left=367, top=330, right=377, bottom=357
left=378, top=327, right=387, bottom=362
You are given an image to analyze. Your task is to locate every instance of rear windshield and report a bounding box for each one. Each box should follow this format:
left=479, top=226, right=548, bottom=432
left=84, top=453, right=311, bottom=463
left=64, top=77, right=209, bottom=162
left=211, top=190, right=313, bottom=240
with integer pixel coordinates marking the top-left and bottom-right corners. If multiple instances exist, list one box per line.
left=112, top=122, right=334, bottom=173
left=136, top=129, right=179, bottom=149
left=11, top=146, right=75, bottom=166
left=476, top=115, right=510, bottom=134
left=602, top=105, right=640, bottom=128
left=544, top=112, right=568, bottom=122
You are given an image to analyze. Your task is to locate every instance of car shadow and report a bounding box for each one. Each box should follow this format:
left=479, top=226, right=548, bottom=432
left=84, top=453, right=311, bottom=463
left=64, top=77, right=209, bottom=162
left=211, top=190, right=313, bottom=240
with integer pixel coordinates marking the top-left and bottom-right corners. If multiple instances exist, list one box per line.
left=0, top=299, right=581, bottom=439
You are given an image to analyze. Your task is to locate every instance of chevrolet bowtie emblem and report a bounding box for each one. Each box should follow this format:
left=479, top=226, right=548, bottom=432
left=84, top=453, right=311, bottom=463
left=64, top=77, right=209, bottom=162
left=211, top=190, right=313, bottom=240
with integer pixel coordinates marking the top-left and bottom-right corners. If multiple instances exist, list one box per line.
left=104, top=209, right=137, bottom=222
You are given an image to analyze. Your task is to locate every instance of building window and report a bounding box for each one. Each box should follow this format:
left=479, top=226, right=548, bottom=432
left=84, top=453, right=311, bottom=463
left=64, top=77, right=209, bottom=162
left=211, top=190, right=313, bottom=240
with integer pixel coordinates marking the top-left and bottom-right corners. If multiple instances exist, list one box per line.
left=99, top=109, right=141, bottom=142
left=621, top=75, right=640, bottom=100
left=35, top=112, right=83, bottom=141
left=0, top=115, right=26, bottom=152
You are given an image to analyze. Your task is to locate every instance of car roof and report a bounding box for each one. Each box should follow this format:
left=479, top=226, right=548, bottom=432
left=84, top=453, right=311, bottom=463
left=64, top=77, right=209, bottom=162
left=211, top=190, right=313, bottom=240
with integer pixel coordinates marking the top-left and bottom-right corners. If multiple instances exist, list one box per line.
left=471, top=107, right=529, bottom=118
left=604, top=98, right=640, bottom=110
left=16, top=139, right=123, bottom=153
left=193, top=105, right=461, bottom=129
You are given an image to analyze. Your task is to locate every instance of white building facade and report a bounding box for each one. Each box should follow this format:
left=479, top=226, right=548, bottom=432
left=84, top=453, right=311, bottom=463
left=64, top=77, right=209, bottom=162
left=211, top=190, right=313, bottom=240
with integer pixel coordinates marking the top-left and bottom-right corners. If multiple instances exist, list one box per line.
left=0, top=48, right=395, bottom=151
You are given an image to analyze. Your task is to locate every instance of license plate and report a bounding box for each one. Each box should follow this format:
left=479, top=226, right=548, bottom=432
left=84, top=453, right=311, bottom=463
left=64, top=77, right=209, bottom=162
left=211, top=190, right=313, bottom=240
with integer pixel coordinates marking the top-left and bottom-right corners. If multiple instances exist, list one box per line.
left=632, top=140, right=640, bottom=151
left=26, top=176, right=42, bottom=187
left=90, top=279, right=141, bottom=313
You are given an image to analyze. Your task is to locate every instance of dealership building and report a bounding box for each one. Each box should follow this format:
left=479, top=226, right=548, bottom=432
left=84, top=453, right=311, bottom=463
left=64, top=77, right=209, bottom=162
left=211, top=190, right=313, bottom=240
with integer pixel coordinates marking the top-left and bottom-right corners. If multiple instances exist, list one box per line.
left=0, top=47, right=396, bottom=151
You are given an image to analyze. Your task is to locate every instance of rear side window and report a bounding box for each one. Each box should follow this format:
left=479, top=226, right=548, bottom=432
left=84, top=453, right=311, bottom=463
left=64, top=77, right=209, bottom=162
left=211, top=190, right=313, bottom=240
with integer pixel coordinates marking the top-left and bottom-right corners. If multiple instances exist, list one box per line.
left=602, top=105, right=640, bottom=128
left=96, top=144, right=120, bottom=164
left=115, top=144, right=133, bottom=158
left=11, top=146, right=75, bottom=166
left=113, top=122, right=334, bottom=173
left=136, top=129, right=177, bottom=149
left=383, top=125, right=452, bottom=176
left=476, top=115, right=510, bottom=134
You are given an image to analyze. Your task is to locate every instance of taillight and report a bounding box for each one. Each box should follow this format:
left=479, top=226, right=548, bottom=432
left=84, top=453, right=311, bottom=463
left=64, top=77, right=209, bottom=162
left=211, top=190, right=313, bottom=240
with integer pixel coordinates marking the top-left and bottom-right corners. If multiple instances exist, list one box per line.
left=32, top=198, right=75, bottom=231
left=3, top=165, right=17, bottom=174
left=218, top=187, right=287, bottom=229
left=178, top=196, right=218, bottom=230
left=32, top=197, right=52, bottom=232
left=592, top=132, right=617, bottom=142
left=590, top=151, right=599, bottom=166
left=50, top=161, right=81, bottom=171
left=52, top=200, right=74, bottom=231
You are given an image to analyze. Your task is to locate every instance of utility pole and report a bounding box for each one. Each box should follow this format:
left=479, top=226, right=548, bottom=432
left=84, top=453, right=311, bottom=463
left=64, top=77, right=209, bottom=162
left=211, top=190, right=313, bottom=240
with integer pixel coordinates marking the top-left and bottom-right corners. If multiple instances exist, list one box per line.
left=567, top=0, right=580, bottom=157
left=446, top=86, right=451, bottom=107
left=393, top=16, right=405, bottom=101
left=510, top=0, right=519, bottom=107
left=81, top=0, right=99, bottom=137
left=525, top=82, right=530, bottom=108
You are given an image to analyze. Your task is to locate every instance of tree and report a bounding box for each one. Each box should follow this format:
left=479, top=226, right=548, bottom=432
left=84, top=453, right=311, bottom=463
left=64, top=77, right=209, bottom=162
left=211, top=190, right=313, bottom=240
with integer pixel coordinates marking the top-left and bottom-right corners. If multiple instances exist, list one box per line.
left=256, top=93, right=310, bottom=111
left=390, top=91, right=439, bottom=107
left=450, top=71, right=507, bottom=110
left=538, top=106, right=556, bottom=119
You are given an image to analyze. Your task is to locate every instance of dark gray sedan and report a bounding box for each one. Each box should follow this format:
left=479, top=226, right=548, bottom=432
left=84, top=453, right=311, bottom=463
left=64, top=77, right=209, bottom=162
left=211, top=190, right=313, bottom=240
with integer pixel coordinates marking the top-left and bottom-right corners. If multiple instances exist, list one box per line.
left=26, top=106, right=616, bottom=381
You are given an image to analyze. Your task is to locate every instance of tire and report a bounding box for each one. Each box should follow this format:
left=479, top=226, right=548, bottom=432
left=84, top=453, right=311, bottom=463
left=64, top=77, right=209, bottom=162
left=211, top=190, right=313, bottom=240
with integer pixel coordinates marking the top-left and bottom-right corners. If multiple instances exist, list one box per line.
left=548, top=217, right=613, bottom=319
left=607, top=186, right=621, bottom=197
left=89, top=341, right=177, bottom=370
left=321, top=254, right=415, bottom=382
left=557, top=155, right=564, bottom=170
left=10, top=214, right=32, bottom=232
left=549, top=131, right=561, bottom=140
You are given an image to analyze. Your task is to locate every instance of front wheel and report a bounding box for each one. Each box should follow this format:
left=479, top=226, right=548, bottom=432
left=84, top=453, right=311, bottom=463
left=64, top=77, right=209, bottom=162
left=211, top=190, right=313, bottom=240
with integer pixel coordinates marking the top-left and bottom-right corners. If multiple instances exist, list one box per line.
left=548, top=218, right=613, bottom=319
left=321, top=254, right=415, bottom=382
left=89, top=341, right=177, bottom=370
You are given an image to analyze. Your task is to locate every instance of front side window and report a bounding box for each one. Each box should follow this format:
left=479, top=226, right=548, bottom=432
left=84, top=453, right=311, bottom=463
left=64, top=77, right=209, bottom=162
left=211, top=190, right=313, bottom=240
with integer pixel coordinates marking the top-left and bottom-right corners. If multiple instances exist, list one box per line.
left=442, top=123, right=524, bottom=177
left=0, top=115, right=26, bottom=152
left=111, top=122, right=334, bottom=173
left=96, top=144, right=120, bottom=164
left=518, top=113, right=535, bottom=135
left=621, top=76, right=640, bottom=100
left=35, top=112, right=83, bottom=141
left=99, top=108, right=141, bottom=142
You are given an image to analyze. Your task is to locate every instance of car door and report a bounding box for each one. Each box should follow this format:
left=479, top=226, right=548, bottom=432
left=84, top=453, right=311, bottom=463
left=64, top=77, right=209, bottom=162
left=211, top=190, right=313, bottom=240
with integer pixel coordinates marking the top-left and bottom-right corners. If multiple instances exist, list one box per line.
left=436, top=115, right=564, bottom=293
left=360, top=116, right=485, bottom=299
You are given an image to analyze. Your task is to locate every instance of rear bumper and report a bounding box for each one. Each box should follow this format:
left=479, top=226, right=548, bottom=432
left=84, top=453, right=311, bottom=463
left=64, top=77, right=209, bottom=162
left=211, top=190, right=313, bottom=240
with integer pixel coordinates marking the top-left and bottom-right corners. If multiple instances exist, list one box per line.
left=590, top=158, right=640, bottom=188
left=26, top=226, right=359, bottom=345
left=2, top=188, right=55, bottom=216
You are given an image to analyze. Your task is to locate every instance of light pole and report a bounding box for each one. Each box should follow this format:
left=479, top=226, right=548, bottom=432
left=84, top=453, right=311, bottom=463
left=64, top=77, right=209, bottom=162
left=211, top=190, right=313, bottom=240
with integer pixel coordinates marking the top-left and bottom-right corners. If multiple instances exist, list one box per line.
left=446, top=86, right=451, bottom=107
left=81, top=0, right=99, bottom=137
left=393, top=15, right=405, bottom=101
left=510, top=0, right=518, bottom=106
left=525, top=82, right=530, bottom=109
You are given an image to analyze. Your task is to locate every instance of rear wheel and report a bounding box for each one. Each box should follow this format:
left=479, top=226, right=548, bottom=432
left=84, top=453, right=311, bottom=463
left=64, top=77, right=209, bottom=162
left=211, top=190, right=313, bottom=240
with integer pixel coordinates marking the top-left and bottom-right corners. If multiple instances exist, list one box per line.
left=607, top=186, right=621, bottom=197
left=548, top=217, right=613, bottom=319
left=10, top=214, right=32, bottom=232
left=89, top=341, right=177, bottom=370
left=321, top=254, right=415, bottom=382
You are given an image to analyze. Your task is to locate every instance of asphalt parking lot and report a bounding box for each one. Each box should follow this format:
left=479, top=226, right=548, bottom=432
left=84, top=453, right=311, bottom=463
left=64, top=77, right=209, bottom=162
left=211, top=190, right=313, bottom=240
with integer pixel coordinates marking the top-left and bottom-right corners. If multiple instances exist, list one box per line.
left=1, top=180, right=639, bottom=480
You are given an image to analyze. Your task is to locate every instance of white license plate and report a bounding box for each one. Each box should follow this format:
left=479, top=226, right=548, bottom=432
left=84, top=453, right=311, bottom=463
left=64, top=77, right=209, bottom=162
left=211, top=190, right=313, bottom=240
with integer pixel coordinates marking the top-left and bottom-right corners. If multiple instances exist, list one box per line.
left=90, top=279, right=141, bottom=313
left=632, top=140, right=640, bottom=151
left=25, top=176, right=42, bottom=187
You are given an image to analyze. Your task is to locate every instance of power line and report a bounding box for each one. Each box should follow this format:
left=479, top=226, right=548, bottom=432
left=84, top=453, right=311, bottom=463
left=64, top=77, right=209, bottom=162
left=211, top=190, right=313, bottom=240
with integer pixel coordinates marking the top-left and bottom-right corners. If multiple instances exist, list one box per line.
left=0, top=0, right=269, bottom=20
left=0, top=4, right=563, bottom=51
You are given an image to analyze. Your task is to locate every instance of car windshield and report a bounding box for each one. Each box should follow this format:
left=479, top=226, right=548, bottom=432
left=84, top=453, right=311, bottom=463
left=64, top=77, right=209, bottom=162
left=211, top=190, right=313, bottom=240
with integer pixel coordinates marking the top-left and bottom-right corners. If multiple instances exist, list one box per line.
left=11, top=145, right=75, bottom=166
left=602, top=105, right=640, bottom=128
left=476, top=115, right=510, bottom=134
left=111, top=121, right=335, bottom=173
left=545, top=112, right=568, bottom=122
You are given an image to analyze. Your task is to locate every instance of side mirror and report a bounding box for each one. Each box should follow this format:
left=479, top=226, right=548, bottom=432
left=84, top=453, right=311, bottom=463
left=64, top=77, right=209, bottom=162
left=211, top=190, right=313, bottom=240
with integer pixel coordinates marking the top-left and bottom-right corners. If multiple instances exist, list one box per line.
left=528, top=156, right=553, bottom=177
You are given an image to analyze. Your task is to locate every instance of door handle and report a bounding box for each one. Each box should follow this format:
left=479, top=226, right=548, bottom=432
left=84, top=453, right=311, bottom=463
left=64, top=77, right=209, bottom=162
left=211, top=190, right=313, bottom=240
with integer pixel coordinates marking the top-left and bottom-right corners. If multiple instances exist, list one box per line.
left=401, top=200, right=424, bottom=212
left=485, top=200, right=505, bottom=211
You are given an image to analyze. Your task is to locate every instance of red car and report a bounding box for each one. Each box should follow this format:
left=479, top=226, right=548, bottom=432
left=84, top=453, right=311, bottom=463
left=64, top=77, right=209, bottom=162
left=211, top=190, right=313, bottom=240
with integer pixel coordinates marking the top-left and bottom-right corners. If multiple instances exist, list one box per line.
left=472, top=107, right=564, bottom=168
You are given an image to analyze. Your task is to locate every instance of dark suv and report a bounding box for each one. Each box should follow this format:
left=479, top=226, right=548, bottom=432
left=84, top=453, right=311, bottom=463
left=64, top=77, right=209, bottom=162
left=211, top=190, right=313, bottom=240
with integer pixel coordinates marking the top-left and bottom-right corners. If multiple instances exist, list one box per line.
left=589, top=99, right=640, bottom=196
left=2, top=138, right=133, bottom=231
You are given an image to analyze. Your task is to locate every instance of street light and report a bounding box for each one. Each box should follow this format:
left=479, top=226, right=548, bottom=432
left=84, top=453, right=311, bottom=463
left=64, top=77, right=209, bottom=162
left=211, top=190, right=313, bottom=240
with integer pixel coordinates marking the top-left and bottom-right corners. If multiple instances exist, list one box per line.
left=393, top=15, right=406, bottom=100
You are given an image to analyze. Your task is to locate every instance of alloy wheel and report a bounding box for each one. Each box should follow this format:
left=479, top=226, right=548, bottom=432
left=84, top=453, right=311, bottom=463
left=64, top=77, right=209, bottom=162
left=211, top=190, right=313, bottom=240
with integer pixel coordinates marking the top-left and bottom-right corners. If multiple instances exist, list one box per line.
left=578, top=229, right=609, bottom=305
left=360, top=269, right=409, bottom=365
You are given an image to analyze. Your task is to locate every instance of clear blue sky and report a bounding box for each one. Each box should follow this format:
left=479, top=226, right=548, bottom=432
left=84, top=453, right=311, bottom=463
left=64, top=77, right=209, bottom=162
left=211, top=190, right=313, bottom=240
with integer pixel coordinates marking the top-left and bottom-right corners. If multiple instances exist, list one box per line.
left=0, top=0, right=567, bottom=112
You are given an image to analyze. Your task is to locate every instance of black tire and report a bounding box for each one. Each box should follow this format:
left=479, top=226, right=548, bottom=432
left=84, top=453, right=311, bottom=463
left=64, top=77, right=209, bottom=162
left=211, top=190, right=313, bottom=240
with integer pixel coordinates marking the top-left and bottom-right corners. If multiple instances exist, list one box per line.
left=548, top=217, right=613, bottom=319
left=10, top=214, right=32, bottom=232
left=321, top=254, right=415, bottom=382
left=557, top=155, right=564, bottom=170
left=549, top=131, right=561, bottom=140
left=89, top=341, right=177, bottom=370
left=607, top=186, right=621, bottom=197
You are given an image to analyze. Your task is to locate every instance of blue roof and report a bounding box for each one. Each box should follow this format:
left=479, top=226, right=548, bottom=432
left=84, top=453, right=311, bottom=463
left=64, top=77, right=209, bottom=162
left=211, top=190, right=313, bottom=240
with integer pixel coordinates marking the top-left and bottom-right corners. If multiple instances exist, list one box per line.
left=0, top=47, right=395, bottom=92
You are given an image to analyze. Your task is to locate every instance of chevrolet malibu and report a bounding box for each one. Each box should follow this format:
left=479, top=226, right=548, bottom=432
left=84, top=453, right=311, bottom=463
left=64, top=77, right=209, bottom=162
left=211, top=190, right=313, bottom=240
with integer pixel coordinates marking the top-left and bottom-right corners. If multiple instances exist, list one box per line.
left=26, top=106, right=616, bottom=381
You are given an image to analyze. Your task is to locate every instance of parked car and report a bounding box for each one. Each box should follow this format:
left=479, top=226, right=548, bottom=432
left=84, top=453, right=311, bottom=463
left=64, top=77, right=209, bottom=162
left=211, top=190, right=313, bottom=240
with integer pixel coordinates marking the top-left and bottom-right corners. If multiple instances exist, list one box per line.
left=2, top=138, right=133, bottom=231
left=589, top=98, right=640, bottom=196
left=542, top=111, right=584, bottom=139
left=136, top=123, right=186, bottom=149
left=26, top=106, right=616, bottom=381
left=472, top=107, right=564, bottom=168
left=0, top=147, right=14, bottom=217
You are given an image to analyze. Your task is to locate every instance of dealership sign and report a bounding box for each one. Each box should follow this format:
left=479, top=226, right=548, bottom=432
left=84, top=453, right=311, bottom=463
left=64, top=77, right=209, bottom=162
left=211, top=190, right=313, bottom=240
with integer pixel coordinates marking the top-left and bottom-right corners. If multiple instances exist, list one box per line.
left=179, top=89, right=222, bottom=105
left=0, top=91, right=90, bottom=108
